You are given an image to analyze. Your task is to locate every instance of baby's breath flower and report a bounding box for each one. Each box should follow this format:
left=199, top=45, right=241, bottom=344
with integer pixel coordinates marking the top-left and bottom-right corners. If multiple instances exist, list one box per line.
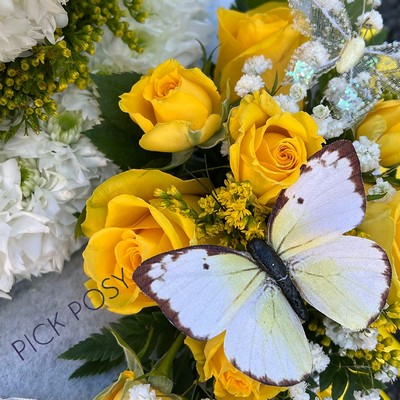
left=128, top=383, right=158, bottom=400
left=234, top=74, right=265, bottom=98
left=368, top=178, right=396, bottom=202
left=357, top=10, right=383, bottom=32
left=353, top=136, right=380, bottom=173
left=289, top=83, right=307, bottom=102
left=310, top=342, right=330, bottom=373
left=323, top=317, right=378, bottom=350
left=273, top=94, right=299, bottom=113
left=312, top=105, right=330, bottom=120
left=354, top=389, right=380, bottom=400
left=242, top=55, right=272, bottom=75
left=374, top=363, right=398, bottom=383
left=288, top=381, right=309, bottom=400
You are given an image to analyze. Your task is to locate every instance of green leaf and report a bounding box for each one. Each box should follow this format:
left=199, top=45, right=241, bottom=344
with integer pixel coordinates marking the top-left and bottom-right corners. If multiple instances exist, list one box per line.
left=59, top=328, right=124, bottom=362
left=74, top=206, right=86, bottom=238
left=332, top=369, right=349, bottom=400
left=84, top=73, right=170, bottom=170
left=109, top=328, right=144, bottom=378
left=69, top=358, right=123, bottom=379
left=319, top=360, right=339, bottom=391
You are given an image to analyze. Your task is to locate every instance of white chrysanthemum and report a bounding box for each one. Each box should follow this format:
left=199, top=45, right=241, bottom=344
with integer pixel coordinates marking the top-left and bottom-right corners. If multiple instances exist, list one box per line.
left=0, top=0, right=68, bottom=62
left=0, top=109, right=117, bottom=295
left=323, top=317, right=378, bottom=350
left=128, top=383, right=157, bottom=400
left=0, top=159, right=50, bottom=298
left=310, top=342, right=330, bottom=373
left=288, top=381, right=309, bottom=400
left=353, top=136, right=380, bottom=173
left=91, top=0, right=214, bottom=74
left=357, top=10, right=383, bottom=32
left=368, top=178, right=396, bottom=202
left=354, top=389, right=381, bottom=400
left=374, top=363, right=398, bottom=383
left=242, top=55, right=273, bottom=75
left=235, top=74, right=265, bottom=98
left=274, top=94, right=299, bottom=113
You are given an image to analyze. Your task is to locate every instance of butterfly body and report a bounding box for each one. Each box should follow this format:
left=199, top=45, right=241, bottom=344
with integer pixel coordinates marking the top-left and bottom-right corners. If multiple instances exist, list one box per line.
left=336, top=36, right=366, bottom=73
left=247, top=238, right=309, bottom=321
left=134, top=141, right=391, bottom=386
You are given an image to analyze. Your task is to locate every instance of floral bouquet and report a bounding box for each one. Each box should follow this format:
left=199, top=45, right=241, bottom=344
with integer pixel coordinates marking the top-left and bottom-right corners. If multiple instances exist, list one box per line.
left=2, top=0, right=400, bottom=399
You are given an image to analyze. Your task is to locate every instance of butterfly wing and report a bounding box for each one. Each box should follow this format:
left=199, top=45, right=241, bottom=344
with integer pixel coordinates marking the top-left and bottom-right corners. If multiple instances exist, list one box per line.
left=267, top=140, right=391, bottom=330
left=286, top=235, right=391, bottom=330
left=268, top=140, right=365, bottom=259
left=225, top=278, right=312, bottom=386
left=134, top=246, right=312, bottom=385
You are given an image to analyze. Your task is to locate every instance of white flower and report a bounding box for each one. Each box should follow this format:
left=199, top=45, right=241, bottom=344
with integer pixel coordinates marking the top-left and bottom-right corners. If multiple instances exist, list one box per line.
left=234, top=74, right=265, bottom=97
left=357, top=10, right=383, bottom=32
left=368, top=178, right=396, bottom=202
left=242, top=55, right=273, bottom=75
left=289, top=83, right=307, bottom=102
left=289, top=382, right=309, bottom=400
left=323, top=317, right=378, bottom=350
left=374, top=363, right=398, bottom=383
left=0, top=107, right=117, bottom=295
left=90, top=0, right=214, bottom=74
left=128, top=383, right=157, bottom=400
left=314, top=0, right=344, bottom=14
left=274, top=94, right=299, bottom=113
left=312, top=105, right=330, bottom=120
left=314, top=116, right=344, bottom=139
left=354, top=389, right=381, bottom=400
left=310, top=342, right=330, bottom=373
left=0, top=0, right=69, bottom=62
left=353, top=136, right=380, bottom=173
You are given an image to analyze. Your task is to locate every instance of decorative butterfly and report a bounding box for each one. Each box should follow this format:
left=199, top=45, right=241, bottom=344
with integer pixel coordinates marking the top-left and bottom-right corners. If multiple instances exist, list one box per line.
left=133, top=140, right=391, bottom=386
left=285, top=0, right=400, bottom=125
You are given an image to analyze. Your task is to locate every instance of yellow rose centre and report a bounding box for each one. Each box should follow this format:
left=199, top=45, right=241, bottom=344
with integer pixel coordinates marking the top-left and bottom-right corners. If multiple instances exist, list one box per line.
left=152, top=71, right=181, bottom=99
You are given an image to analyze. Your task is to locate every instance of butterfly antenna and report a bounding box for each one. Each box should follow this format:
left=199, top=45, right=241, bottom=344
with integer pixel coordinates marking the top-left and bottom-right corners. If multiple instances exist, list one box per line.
left=185, top=167, right=214, bottom=194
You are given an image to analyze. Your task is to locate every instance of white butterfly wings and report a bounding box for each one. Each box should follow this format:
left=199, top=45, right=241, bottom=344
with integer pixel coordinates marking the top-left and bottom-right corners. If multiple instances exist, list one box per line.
left=134, top=141, right=391, bottom=386
left=135, top=247, right=312, bottom=385
left=268, top=141, right=391, bottom=330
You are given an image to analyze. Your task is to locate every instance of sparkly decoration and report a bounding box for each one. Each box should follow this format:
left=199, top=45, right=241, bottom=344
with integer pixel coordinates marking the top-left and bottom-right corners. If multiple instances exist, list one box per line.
left=286, top=0, right=400, bottom=127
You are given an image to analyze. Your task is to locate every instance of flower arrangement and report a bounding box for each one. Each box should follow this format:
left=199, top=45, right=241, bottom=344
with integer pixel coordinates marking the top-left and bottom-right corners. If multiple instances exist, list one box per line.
left=2, top=0, right=400, bottom=399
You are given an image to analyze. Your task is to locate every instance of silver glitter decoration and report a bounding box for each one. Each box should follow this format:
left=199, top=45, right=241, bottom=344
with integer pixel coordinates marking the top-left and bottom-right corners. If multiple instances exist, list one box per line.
left=285, top=0, right=400, bottom=127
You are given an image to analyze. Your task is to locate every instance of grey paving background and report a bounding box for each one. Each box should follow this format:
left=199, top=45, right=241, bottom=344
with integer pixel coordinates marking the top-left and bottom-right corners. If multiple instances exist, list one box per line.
left=0, top=248, right=124, bottom=400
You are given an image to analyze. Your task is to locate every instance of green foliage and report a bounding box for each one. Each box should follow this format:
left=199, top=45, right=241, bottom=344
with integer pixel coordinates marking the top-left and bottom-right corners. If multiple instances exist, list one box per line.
left=84, top=73, right=171, bottom=170
left=60, top=309, right=178, bottom=379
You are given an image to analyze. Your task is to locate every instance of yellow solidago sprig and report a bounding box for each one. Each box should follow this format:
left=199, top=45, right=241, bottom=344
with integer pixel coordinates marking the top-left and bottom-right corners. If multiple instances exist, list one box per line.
left=0, top=0, right=146, bottom=139
left=155, top=178, right=268, bottom=249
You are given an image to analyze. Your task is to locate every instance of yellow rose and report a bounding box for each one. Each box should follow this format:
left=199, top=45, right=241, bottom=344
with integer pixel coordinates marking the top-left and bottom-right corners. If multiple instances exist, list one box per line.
left=360, top=189, right=400, bottom=302
left=356, top=100, right=400, bottom=167
left=82, top=169, right=207, bottom=314
left=215, top=3, right=305, bottom=101
left=93, top=370, right=166, bottom=400
left=94, top=370, right=135, bottom=400
left=119, top=59, right=222, bottom=152
left=229, top=90, right=324, bottom=205
left=185, top=334, right=284, bottom=400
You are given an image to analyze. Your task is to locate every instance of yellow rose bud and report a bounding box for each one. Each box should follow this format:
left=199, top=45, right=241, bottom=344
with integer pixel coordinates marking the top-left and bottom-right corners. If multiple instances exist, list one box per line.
left=360, top=188, right=400, bottom=303
left=229, top=90, right=324, bottom=205
left=82, top=169, right=208, bottom=314
left=356, top=100, right=400, bottom=167
left=215, top=4, right=306, bottom=101
left=185, top=334, right=285, bottom=400
left=119, top=59, right=222, bottom=152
